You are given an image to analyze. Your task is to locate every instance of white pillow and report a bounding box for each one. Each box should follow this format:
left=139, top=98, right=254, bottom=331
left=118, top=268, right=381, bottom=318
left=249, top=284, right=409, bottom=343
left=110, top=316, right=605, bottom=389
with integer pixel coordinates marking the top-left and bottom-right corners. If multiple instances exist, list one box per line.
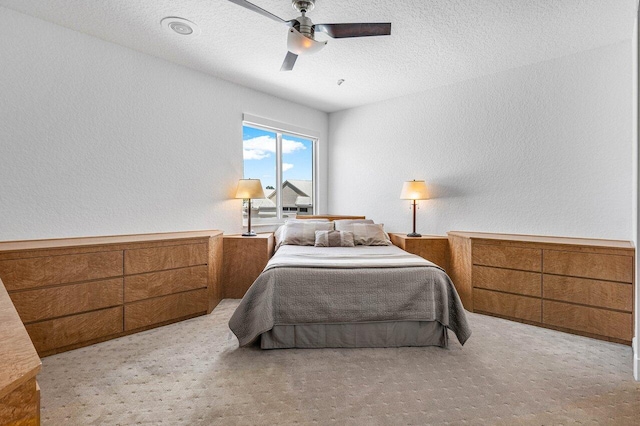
left=336, top=223, right=391, bottom=246
left=334, top=219, right=374, bottom=231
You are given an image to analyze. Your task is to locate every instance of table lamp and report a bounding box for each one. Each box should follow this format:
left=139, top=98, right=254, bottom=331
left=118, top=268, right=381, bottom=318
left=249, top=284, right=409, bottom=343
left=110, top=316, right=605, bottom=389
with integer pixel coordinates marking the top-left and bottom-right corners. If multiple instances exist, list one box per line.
left=400, top=180, right=429, bottom=237
left=235, top=179, right=266, bottom=237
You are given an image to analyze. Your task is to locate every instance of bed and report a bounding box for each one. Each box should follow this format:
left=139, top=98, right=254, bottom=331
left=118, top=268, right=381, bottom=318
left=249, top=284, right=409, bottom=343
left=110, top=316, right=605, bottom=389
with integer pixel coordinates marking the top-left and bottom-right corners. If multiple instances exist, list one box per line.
left=228, top=240, right=471, bottom=349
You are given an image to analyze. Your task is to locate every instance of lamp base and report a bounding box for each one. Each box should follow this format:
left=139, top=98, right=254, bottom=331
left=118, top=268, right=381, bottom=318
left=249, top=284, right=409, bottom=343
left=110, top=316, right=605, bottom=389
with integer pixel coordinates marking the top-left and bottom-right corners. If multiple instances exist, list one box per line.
left=407, top=232, right=422, bottom=237
left=242, top=231, right=257, bottom=237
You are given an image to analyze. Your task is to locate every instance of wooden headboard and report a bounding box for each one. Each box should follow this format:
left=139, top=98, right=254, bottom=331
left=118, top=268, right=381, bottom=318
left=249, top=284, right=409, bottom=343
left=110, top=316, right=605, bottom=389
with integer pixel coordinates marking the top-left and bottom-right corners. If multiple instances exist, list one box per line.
left=295, top=215, right=366, bottom=221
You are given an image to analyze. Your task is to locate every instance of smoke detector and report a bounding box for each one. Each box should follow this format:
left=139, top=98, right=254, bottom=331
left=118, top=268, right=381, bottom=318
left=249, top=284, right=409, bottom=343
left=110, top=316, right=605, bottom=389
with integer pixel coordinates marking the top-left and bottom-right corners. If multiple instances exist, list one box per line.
left=161, top=17, right=200, bottom=36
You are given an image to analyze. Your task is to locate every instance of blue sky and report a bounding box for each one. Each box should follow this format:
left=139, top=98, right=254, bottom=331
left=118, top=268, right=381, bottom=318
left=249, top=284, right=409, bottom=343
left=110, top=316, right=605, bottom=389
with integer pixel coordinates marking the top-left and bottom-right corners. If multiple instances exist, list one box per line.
left=243, top=125, right=313, bottom=191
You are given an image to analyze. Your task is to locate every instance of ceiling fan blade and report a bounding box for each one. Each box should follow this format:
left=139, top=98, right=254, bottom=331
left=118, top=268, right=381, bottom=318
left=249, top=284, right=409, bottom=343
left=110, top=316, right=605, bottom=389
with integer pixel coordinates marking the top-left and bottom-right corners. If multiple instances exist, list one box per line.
left=314, top=23, right=391, bottom=38
left=280, top=51, right=298, bottom=71
left=227, top=0, right=287, bottom=24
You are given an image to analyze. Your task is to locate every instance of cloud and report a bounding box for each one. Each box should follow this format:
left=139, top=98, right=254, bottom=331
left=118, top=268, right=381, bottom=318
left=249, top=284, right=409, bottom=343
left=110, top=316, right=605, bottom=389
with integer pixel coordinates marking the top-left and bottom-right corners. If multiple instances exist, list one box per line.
left=243, top=149, right=270, bottom=160
left=243, top=135, right=273, bottom=160
left=282, top=163, right=294, bottom=172
left=282, top=138, right=306, bottom=154
left=243, top=135, right=307, bottom=160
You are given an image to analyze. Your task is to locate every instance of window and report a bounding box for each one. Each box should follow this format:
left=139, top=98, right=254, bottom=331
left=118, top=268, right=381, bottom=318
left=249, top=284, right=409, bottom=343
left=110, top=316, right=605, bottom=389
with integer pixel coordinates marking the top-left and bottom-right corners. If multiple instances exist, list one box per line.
left=242, top=116, right=317, bottom=224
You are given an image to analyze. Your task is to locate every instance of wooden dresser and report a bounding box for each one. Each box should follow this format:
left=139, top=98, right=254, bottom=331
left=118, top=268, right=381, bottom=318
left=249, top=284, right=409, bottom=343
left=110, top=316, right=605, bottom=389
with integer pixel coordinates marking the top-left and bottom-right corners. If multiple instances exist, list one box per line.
left=448, top=231, right=634, bottom=344
left=0, top=230, right=223, bottom=356
left=0, top=278, right=41, bottom=425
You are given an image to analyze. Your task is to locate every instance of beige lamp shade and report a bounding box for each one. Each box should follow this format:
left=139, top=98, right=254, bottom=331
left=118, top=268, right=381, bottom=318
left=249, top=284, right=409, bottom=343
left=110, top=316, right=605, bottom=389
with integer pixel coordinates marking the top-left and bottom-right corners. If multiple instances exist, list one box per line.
left=235, top=179, right=265, bottom=199
left=400, top=180, right=429, bottom=200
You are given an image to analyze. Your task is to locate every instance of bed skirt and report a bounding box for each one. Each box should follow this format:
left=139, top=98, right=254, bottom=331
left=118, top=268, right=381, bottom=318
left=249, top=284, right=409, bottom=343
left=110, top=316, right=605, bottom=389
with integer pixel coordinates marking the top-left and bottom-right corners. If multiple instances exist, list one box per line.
left=259, top=320, right=448, bottom=349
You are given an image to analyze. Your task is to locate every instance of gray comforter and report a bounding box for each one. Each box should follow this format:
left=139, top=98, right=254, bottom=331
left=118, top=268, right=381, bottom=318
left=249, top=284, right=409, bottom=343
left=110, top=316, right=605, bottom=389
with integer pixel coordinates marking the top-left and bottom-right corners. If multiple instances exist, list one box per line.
left=229, top=245, right=471, bottom=346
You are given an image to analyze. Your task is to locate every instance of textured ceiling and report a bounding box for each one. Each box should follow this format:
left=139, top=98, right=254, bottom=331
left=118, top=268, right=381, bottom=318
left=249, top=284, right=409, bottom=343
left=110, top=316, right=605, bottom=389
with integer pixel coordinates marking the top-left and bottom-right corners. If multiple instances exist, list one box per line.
left=1, top=0, right=637, bottom=112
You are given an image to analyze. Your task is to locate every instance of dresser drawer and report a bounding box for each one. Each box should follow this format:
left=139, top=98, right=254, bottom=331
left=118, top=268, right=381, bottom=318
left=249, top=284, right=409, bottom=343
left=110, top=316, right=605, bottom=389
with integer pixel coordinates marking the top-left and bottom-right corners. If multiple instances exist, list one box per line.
left=543, top=250, right=632, bottom=283
left=10, top=278, right=123, bottom=323
left=543, top=275, right=632, bottom=312
left=26, top=307, right=124, bottom=354
left=472, top=244, right=541, bottom=271
left=543, top=300, right=633, bottom=341
left=124, top=288, right=208, bottom=331
left=0, top=251, right=123, bottom=291
left=474, top=288, right=541, bottom=322
left=124, top=243, right=207, bottom=275
left=124, top=265, right=208, bottom=302
left=473, top=265, right=541, bottom=297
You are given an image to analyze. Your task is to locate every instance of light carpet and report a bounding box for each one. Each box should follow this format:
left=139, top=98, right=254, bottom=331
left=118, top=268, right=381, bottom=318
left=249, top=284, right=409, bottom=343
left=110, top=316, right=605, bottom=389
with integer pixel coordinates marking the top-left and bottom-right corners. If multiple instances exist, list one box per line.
left=40, top=299, right=639, bottom=425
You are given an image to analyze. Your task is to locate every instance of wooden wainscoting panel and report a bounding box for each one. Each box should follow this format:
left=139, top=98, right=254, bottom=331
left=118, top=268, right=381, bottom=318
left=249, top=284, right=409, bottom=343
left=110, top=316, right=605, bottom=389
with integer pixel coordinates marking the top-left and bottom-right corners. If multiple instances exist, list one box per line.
left=543, top=300, right=633, bottom=342
left=0, top=377, right=39, bottom=426
left=472, top=244, right=541, bottom=272
left=124, top=243, right=208, bottom=275
left=124, top=288, right=208, bottom=331
left=10, top=278, right=123, bottom=323
left=0, top=251, right=123, bottom=291
left=543, top=250, right=633, bottom=283
left=473, top=266, right=541, bottom=297
left=474, top=288, right=541, bottom=322
left=124, top=266, right=207, bottom=303
left=26, top=307, right=123, bottom=354
left=543, top=275, right=633, bottom=312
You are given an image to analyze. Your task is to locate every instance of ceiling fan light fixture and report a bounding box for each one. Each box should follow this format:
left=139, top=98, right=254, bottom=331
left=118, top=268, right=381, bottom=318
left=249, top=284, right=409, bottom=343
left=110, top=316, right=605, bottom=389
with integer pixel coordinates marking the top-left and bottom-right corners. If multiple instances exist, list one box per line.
left=287, top=27, right=326, bottom=55
left=227, top=0, right=390, bottom=71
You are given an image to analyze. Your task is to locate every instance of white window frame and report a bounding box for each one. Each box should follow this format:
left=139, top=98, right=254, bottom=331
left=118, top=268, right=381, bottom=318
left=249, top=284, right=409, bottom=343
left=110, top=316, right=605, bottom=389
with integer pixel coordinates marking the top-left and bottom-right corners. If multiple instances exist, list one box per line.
left=242, top=114, right=319, bottom=225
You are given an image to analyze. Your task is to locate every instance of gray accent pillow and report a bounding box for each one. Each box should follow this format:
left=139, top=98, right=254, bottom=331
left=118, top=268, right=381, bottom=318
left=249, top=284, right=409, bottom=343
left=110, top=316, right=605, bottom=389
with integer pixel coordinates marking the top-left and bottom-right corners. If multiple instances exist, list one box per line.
left=280, top=221, right=335, bottom=246
left=314, top=230, right=355, bottom=247
left=336, top=223, right=391, bottom=246
left=333, top=219, right=374, bottom=231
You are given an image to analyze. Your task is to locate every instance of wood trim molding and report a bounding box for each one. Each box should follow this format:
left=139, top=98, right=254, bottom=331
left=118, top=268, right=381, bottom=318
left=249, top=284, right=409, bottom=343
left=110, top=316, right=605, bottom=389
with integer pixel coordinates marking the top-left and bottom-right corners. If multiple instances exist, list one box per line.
left=0, top=230, right=224, bottom=253
left=448, top=231, right=634, bottom=255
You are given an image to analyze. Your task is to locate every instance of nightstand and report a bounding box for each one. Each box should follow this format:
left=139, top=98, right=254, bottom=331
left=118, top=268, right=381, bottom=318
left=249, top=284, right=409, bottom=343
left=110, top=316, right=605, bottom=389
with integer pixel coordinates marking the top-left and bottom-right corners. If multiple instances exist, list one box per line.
left=389, top=233, right=450, bottom=272
left=222, top=233, right=275, bottom=299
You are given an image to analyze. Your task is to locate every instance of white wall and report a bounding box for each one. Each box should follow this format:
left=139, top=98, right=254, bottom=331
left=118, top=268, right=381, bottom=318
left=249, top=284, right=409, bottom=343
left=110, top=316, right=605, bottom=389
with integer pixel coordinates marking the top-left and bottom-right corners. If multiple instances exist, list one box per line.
left=0, top=7, right=328, bottom=240
left=633, top=9, right=639, bottom=381
left=329, top=41, right=633, bottom=240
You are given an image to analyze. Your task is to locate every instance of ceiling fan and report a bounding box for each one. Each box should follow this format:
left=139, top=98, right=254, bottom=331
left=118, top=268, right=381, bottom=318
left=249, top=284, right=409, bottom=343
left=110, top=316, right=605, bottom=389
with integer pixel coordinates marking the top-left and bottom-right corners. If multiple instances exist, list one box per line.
left=227, top=0, right=392, bottom=71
